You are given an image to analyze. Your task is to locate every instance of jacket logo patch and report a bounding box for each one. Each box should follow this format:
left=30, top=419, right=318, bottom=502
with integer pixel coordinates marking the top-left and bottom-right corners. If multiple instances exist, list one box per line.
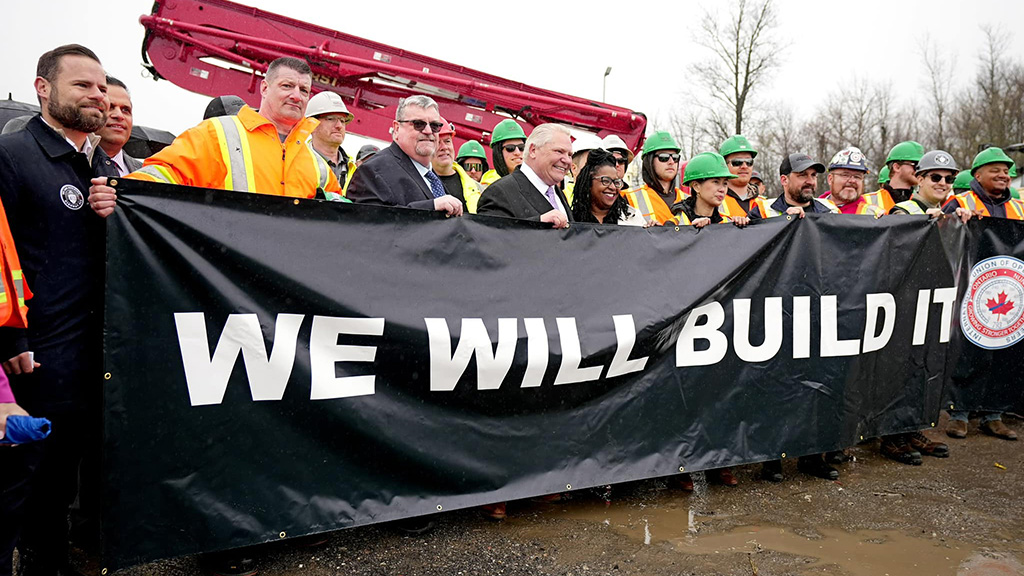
left=60, top=184, right=85, bottom=210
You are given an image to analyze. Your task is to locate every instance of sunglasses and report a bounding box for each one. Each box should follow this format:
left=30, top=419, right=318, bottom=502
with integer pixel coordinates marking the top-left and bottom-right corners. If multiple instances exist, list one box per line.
left=927, top=173, right=956, bottom=184
left=592, top=176, right=625, bottom=190
left=503, top=143, right=526, bottom=153
left=462, top=162, right=484, bottom=171
left=396, top=119, right=445, bottom=133
left=730, top=159, right=754, bottom=167
left=614, top=157, right=629, bottom=166
left=655, top=153, right=681, bottom=163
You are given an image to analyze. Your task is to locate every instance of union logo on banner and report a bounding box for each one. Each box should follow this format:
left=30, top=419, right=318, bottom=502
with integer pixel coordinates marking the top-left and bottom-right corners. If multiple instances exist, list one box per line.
left=960, top=256, right=1024, bottom=349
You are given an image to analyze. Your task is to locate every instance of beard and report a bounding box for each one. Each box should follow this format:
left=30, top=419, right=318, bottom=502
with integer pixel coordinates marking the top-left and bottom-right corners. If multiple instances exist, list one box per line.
left=47, top=85, right=106, bottom=133
left=793, top=184, right=816, bottom=204
left=832, top=186, right=860, bottom=204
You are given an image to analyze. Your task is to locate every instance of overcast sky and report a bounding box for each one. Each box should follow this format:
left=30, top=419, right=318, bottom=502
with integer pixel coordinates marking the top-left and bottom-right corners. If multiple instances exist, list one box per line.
left=4, top=0, right=1023, bottom=150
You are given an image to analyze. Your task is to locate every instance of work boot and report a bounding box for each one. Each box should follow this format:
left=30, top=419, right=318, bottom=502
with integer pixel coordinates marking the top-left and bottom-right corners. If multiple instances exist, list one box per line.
left=946, top=420, right=968, bottom=439
left=712, top=468, right=739, bottom=487
left=824, top=449, right=852, bottom=465
left=759, top=460, right=783, bottom=482
left=908, top=431, right=949, bottom=457
left=393, top=517, right=437, bottom=535
left=879, top=434, right=922, bottom=465
left=797, top=455, right=839, bottom=480
left=674, top=473, right=694, bottom=492
left=980, top=420, right=1018, bottom=440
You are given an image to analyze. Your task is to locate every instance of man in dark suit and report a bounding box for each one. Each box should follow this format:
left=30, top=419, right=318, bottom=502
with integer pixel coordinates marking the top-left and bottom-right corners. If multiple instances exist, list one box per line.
left=476, top=123, right=573, bottom=228
left=96, top=76, right=142, bottom=176
left=346, top=94, right=462, bottom=216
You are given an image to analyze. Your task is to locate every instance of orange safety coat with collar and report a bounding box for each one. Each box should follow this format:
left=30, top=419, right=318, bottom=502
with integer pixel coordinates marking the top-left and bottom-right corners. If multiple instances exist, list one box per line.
left=129, top=105, right=341, bottom=197
left=0, top=201, right=30, bottom=328
left=947, top=190, right=1024, bottom=219
left=621, top=184, right=689, bottom=225
left=722, top=194, right=767, bottom=219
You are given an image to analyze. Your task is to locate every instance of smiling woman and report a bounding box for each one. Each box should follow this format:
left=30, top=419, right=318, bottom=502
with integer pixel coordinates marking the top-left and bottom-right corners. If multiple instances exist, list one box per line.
left=570, top=149, right=645, bottom=226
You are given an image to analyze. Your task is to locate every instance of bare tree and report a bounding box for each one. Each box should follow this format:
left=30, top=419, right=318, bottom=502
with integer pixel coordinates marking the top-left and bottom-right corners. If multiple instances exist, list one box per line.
left=689, top=0, right=784, bottom=135
left=918, top=36, right=957, bottom=150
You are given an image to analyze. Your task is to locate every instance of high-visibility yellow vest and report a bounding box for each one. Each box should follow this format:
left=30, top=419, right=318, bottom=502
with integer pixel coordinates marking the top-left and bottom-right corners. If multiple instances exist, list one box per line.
left=621, top=185, right=688, bottom=225
left=861, top=189, right=896, bottom=213
left=763, top=197, right=839, bottom=217
left=892, top=200, right=926, bottom=215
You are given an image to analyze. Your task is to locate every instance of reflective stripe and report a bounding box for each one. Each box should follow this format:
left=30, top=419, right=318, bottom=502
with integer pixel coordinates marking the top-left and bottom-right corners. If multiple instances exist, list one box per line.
left=894, top=200, right=925, bottom=215
left=958, top=192, right=987, bottom=215
left=1006, top=199, right=1024, bottom=219
left=630, top=190, right=656, bottom=224
left=212, top=116, right=255, bottom=192
left=135, top=165, right=177, bottom=184
left=764, top=198, right=836, bottom=218
left=12, top=269, right=24, bottom=307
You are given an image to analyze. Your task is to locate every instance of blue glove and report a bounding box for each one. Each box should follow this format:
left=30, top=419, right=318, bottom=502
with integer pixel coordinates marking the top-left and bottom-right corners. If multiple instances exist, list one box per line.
left=0, top=415, right=51, bottom=445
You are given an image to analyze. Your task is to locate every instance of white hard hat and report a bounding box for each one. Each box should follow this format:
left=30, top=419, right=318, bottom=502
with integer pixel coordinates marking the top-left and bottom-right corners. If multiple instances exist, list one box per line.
left=572, top=133, right=603, bottom=156
left=306, top=91, right=354, bottom=121
left=601, top=134, right=634, bottom=162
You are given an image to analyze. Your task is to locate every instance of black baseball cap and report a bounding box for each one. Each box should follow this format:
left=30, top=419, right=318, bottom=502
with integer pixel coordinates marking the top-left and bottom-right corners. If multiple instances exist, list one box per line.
left=780, top=153, right=825, bottom=176
left=356, top=144, right=380, bottom=162
left=203, top=95, right=246, bottom=120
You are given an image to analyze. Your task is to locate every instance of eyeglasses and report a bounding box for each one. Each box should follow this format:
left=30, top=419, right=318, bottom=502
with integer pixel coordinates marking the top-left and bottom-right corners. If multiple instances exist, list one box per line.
left=927, top=173, right=956, bottom=184
left=462, top=162, right=484, bottom=171
left=729, top=159, right=754, bottom=167
left=655, top=153, right=681, bottom=163
left=396, top=119, right=445, bottom=133
left=832, top=172, right=865, bottom=182
left=503, top=143, right=526, bottom=153
left=896, top=161, right=919, bottom=171
left=592, top=176, right=625, bottom=190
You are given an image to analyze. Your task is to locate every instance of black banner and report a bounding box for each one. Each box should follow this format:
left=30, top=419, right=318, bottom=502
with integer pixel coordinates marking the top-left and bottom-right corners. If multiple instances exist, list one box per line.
left=101, top=180, right=1014, bottom=567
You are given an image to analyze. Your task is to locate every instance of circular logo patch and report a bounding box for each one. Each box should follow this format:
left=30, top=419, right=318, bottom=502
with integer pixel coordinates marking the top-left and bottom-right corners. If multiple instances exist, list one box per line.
left=960, top=256, right=1024, bottom=349
left=60, top=184, right=85, bottom=210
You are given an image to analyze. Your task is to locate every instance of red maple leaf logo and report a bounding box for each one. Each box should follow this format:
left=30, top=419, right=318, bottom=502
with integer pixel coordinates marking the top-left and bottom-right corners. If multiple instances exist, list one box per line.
left=987, top=291, right=1015, bottom=316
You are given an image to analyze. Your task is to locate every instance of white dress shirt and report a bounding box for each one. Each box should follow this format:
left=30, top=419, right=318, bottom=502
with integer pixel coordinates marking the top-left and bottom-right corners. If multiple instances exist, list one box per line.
left=519, top=162, right=566, bottom=215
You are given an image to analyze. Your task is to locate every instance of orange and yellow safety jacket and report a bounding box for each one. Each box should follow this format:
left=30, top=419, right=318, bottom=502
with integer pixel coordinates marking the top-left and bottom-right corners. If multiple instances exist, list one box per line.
left=722, top=193, right=767, bottom=219
left=860, top=188, right=907, bottom=214
left=130, top=105, right=341, bottom=198
left=621, top=185, right=689, bottom=225
left=947, top=190, right=1024, bottom=219
left=0, top=201, right=30, bottom=329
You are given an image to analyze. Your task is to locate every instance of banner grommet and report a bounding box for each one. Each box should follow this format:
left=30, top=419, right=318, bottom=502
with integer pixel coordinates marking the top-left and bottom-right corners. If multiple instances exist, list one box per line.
left=678, top=466, right=685, bottom=472
left=279, top=531, right=286, bottom=539
left=104, top=373, right=112, bottom=380
left=566, top=484, right=572, bottom=490
left=781, top=452, right=786, bottom=458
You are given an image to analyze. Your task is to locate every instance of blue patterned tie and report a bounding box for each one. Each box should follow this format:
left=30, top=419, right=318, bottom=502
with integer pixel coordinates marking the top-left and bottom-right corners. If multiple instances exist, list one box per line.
left=425, top=170, right=446, bottom=199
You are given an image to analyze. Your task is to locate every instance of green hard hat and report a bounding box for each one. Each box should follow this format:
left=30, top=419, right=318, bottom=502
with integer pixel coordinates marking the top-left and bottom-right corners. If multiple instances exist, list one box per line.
left=885, top=141, right=925, bottom=164
left=490, top=119, right=527, bottom=145
left=642, top=131, right=681, bottom=156
left=877, top=165, right=890, bottom=185
left=952, top=170, right=973, bottom=191
left=719, top=134, right=758, bottom=158
left=1011, top=163, right=1018, bottom=178
left=456, top=140, right=487, bottom=161
left=683, top=151, right=737, bottom=184
left=971, top=146, right=1014, bottom=175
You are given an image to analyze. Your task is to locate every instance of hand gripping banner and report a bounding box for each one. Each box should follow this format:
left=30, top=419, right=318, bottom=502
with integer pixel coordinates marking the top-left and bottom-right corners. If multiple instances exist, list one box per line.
left=103, top=180, right=967, bottom=567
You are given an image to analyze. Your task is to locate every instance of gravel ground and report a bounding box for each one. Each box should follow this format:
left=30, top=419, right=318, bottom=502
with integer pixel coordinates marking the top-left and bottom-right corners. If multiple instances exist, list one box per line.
left=107, top=412, right=1023, bottom=576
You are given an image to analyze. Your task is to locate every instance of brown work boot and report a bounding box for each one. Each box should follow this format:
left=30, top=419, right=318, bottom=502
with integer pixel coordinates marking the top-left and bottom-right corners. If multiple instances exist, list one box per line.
left=946, top=419, right=968, bottom=439
left=879, top=434, right=922, bottom=465
left=713, top=467, right=739, bottom=487
left=980, top=420, right=1018, bottom=440
left=908, top=430, right=949, bottom=457
left=480, top=502, right=507, bottom=521
left=674, top=473, right=694, bottom=492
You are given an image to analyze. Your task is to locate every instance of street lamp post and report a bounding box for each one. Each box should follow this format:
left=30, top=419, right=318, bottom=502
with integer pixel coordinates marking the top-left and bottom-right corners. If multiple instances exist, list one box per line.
left=602, top=67, right=612, bottom=102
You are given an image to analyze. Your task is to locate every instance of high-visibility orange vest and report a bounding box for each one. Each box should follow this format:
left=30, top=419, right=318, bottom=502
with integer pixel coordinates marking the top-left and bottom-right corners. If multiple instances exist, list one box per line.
left=129, top=105, right=341, bottom=197
left=949, top=190, right=1024, bottom=219
left=860, top=189, right=896, bottom=214
left=722, top=194, right=767, bottom=219
left=0, top=201, right=30, bottom=328
left=621, top=185, right=689, bottom=225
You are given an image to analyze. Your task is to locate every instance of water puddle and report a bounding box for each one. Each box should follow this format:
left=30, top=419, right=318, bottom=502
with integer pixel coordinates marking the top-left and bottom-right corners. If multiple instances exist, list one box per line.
left=555, top=497, right=975, bottom=576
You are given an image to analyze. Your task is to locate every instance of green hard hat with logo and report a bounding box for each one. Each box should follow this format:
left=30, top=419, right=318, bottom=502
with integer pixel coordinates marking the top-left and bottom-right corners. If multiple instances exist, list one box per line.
left=877, top=165, right=890, bottom=185
left=490, top=119, right=527, bottom=145
left=683, top=152, right=737, bottom=184
left=642, top=131, right=681, bottom=156
left=719, top=134, right=758, bottom=158
left=885, top=140, right=925, bottom=164
left=971, top=146, right=1014, bottom=175
left=952, top=170, right=973, bottom=191
left=456, top=140, right=487, bottom=161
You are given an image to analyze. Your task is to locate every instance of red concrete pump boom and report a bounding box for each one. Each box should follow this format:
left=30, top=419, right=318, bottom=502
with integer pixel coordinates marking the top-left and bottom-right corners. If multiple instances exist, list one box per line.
left=139, top=0, right=647, bottom=158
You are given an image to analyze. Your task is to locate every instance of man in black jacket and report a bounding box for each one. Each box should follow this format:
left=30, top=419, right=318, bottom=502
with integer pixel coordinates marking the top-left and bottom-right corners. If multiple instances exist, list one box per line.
left=346, top=94, right=463, bottom=216
left=0, top=44, right=117, bottom=576
left=476, top=123, right=573, bottom=228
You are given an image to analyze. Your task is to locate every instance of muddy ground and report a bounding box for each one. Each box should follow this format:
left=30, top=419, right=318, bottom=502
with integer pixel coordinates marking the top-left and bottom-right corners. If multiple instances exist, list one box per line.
left=114, top=412, right=1023, bottom=576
